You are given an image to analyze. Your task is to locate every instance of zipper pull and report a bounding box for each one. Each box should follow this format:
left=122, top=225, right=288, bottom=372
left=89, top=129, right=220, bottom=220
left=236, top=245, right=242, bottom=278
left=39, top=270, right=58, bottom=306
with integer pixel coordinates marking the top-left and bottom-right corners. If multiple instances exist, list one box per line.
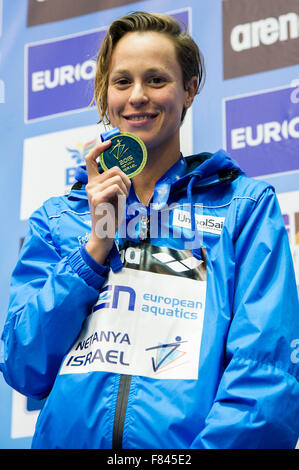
left=140, top=215, right=149, bottom=241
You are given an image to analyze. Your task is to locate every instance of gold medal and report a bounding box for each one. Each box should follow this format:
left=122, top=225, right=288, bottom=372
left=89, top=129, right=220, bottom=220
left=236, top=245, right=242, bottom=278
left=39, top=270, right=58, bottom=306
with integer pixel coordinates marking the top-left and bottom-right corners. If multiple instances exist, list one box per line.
left=99, top=128, right=147, bottom=178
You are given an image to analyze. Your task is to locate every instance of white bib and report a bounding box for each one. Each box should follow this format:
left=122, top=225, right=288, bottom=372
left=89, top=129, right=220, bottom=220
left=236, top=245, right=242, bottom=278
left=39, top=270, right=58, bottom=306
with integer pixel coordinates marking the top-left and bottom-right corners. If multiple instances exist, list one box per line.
left=60, top=243, right=207, bottom=380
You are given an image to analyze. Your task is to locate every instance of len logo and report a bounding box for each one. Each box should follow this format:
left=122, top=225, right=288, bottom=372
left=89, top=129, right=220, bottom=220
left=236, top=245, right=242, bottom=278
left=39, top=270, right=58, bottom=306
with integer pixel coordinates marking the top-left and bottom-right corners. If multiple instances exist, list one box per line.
left=145, top=336, right=188, bottom=373
left=93, top=284, right=136, bottom=312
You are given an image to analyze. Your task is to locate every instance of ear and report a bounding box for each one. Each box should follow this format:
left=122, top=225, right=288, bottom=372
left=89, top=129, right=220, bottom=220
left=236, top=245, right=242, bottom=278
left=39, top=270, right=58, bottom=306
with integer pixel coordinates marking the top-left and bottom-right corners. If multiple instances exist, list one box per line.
left=184, top=76, right=198, bottom=109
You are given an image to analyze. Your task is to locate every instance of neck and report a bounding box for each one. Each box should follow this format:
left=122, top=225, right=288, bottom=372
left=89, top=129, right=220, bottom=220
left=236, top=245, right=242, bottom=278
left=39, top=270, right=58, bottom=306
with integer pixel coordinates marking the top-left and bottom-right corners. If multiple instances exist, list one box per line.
left=132, top=136, right=181, bottom=206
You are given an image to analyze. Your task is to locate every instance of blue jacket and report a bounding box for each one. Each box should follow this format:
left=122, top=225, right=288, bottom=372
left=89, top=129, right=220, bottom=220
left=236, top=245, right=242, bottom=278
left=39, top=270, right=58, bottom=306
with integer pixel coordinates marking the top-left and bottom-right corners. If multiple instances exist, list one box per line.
left=1, top=150, right=298, bottom=449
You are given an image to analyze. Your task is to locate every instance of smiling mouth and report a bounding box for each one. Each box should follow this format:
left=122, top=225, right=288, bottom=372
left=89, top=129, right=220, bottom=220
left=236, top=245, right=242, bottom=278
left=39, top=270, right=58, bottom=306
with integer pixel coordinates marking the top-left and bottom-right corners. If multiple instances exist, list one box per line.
left=123, top=113, right=158, bottom=121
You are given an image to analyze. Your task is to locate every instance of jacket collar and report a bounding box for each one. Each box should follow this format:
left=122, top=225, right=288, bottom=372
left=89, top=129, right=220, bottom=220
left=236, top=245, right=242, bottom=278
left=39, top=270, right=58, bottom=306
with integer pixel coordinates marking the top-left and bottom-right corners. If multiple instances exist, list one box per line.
left=68, top=149, right=242, bottom=204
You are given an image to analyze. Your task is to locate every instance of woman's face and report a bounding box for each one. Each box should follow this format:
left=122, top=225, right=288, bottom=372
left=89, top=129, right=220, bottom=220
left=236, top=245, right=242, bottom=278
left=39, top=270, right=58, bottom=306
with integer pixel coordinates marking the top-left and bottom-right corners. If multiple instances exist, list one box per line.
left=107, top=31, right=196, bottom=153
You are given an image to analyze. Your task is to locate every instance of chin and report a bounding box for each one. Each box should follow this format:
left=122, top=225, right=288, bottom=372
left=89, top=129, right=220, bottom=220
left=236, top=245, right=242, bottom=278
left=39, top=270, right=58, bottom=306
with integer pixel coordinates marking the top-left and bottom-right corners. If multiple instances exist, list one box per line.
left=126, top=129, right=152, bottom=144
left=136, top=133, right=157, bottom=147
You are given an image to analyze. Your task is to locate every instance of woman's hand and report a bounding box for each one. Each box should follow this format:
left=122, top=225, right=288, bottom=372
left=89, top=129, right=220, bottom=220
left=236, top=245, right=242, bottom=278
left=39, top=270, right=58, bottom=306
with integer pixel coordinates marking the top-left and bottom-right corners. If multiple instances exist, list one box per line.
left=84, top=140, right=131, bottom=264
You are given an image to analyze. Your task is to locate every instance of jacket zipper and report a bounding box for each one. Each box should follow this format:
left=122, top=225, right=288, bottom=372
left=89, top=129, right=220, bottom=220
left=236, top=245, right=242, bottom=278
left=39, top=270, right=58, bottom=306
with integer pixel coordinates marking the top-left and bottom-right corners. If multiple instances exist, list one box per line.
left=112, top=374, right=132, bottom=449
left=112, top=214, right=149, bottom=449
left=140, top=215, right=150, bottom=241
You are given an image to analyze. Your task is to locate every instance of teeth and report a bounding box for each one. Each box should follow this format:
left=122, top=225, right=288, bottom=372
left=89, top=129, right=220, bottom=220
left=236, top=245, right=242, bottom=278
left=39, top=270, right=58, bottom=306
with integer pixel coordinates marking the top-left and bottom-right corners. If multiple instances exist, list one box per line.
left=127, top=115, right=155, bottom=121
left=130, top=116, right=148, bottom=121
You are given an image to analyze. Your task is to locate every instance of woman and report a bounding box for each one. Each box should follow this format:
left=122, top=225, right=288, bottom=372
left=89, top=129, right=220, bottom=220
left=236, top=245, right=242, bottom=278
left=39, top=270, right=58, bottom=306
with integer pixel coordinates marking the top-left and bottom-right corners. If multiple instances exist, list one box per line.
left=1, top=12, right=298, bottom=449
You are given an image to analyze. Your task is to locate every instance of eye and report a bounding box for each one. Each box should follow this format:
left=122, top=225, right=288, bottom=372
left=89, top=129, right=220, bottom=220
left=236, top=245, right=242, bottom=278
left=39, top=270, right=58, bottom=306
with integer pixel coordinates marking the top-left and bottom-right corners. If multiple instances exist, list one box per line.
left=116, top=78, right=130, bottom=86
left=111, top=77, right=131, bottom=88
left=148, top=76, right=166, bottom=86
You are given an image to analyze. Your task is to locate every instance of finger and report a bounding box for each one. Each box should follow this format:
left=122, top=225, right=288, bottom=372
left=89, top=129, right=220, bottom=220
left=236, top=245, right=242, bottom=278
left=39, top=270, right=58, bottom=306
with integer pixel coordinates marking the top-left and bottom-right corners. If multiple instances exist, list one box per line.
left=92, top=166, right=131, bottom=193
left=85, top=140, right=111, bottom=180
left=98, top=174, right=130, bottom=197
left=92, top=184, right=128, bottom=206
left=108, top=166, right=131, bottom=192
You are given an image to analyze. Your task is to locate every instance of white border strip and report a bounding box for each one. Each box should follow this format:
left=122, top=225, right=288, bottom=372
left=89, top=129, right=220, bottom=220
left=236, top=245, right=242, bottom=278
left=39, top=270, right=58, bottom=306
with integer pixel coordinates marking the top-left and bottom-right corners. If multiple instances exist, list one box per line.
left=223, top=82, right=298, bottom=103
left=255, top=169, right=299, bottom=180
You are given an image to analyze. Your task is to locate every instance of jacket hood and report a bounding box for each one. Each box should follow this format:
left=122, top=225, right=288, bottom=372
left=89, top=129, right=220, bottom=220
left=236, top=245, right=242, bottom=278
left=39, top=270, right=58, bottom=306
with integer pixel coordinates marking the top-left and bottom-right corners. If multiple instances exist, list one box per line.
left=173, top=150, right=242, bottom=193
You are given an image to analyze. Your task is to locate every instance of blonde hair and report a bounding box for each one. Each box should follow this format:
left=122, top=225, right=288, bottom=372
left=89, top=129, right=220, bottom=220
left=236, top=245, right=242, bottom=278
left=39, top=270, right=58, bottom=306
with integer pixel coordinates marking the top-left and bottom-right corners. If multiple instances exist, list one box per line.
left=94, top=11, right=205, bottom=125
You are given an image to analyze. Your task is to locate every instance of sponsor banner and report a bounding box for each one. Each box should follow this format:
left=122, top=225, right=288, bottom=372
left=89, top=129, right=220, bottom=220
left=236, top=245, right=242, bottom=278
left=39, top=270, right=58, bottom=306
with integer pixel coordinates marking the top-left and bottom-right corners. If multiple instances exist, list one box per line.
left=20, top=124, right=103, bottom=220
left=60, top=243, right=206, bottom=380
left=25, top=28, right=107, bottom=121
left=222, top=0, right=299, bottom=79
left=27, top=0, right=144, bottom=27
left=0, top=0, right=3, bottom=103
left=25, top=9, right=190, bottom=122
left=223, top=85, right=299, bottom=177
left=0, top=0, right=2, bottom=37
left=20, top=117, right=193, bottom=221
left=277, top=190, right=299, bottom=285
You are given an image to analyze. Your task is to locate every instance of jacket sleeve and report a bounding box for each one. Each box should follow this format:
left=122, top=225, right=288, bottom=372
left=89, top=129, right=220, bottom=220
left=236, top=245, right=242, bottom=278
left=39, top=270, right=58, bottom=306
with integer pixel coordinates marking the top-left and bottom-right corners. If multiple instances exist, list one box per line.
left=190, top=187, right=299, bottom=449
left=0, top=205, right=108, bottom=399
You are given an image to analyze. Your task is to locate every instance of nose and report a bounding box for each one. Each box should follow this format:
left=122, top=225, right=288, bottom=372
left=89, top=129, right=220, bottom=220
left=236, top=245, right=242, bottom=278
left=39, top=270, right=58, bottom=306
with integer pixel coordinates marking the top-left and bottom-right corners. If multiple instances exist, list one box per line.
left=128, top=82, right=149, bottom=107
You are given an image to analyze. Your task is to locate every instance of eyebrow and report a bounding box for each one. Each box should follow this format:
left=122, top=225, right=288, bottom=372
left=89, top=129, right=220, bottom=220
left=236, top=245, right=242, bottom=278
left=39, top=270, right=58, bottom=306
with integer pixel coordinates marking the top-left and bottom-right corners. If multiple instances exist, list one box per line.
left=110, top=67, right=169, bottom=77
